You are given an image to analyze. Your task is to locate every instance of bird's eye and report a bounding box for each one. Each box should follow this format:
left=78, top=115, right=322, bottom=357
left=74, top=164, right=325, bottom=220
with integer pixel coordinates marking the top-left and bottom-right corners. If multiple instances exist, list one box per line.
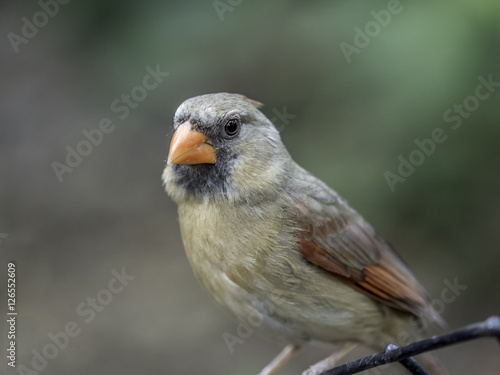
left=224, top=119, right=240, bottom=137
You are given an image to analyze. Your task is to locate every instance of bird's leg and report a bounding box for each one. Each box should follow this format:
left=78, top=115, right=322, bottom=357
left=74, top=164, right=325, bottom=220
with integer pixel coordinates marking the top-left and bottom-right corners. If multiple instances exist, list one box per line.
left=302, top=342, right=358, bottom=375
left=258, top=344, right=301, bottom=375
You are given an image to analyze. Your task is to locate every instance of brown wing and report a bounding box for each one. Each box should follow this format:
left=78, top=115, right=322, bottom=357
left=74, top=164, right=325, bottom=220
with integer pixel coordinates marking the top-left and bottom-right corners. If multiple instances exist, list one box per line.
left=294, top=197, right=435, bottom=320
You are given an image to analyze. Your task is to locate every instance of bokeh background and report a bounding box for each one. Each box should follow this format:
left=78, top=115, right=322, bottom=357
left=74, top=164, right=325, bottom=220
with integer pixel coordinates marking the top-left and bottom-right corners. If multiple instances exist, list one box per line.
left=1, top=1, right=499, bottom=374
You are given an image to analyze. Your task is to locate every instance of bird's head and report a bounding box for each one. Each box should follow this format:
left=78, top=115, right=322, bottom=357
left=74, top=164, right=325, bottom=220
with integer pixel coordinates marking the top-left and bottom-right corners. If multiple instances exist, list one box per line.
left=162, top=93, right=292, bottom=204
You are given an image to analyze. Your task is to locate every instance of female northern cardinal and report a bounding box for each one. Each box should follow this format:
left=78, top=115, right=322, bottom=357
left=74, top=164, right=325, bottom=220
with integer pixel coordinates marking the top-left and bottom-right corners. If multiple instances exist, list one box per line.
left=163, top=93, right=446, bottom=375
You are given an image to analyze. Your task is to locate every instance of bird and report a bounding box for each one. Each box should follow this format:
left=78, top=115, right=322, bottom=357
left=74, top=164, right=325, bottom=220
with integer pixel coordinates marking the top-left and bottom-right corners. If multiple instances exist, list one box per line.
left=162, top=93, right=447, bottom=375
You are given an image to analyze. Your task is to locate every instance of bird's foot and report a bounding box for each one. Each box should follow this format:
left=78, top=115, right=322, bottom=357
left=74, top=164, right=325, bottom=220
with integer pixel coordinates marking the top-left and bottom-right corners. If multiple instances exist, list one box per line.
left=301, top=363, right=330, bottom=375
left=258, top=344, right=300, bottom=375
left=301, top=342, right=357, bottom=375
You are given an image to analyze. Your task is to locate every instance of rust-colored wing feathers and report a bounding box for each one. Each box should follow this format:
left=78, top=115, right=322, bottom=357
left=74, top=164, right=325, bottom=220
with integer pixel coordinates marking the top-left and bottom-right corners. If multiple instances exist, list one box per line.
left=294, top=199, right=433, bottom=319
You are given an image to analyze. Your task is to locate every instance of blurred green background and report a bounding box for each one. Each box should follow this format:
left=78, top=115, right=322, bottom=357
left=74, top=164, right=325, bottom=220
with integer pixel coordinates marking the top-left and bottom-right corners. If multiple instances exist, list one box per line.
left=1, top=1, right=499, bottom=374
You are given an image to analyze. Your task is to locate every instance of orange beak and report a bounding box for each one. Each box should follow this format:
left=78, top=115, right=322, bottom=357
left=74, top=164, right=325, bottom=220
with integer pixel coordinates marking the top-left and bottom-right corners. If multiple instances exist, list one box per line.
left=167, top=121, right=216, bottom=165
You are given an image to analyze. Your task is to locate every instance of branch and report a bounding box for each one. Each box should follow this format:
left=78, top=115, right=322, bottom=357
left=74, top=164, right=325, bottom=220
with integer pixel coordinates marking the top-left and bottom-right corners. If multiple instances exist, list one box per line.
left=323, top=316, right=500, bottom=375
